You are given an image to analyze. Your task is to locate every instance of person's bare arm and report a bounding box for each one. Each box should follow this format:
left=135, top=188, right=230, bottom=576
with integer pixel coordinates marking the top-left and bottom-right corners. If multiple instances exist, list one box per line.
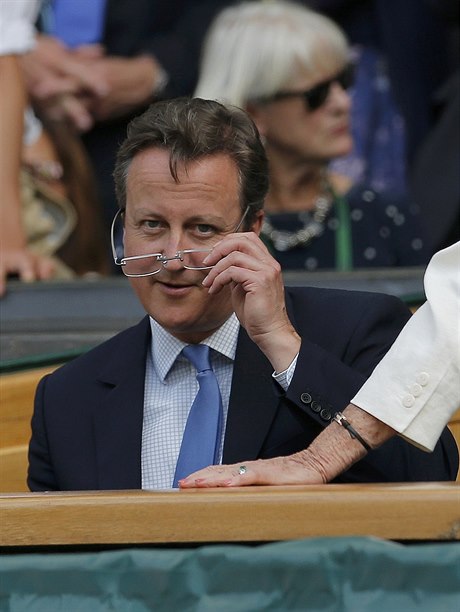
left=76, top=54, right=166, bottom=122
left=179, top=404, right=396, bottom=487
left=21, top=35, right=107, bottom=131
left=0, top=55, right=55, bottom=295
left=22, top=35, right=107, bottom=99
left=24, top=37, right=166, bottom=129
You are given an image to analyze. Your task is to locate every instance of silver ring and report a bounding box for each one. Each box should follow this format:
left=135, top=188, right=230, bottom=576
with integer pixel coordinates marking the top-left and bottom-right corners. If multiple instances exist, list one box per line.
left=238, top=465, right=247, bottom=475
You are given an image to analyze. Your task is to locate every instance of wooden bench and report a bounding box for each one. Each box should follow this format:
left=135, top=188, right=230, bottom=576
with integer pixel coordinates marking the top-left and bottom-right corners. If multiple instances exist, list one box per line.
left=0, top=366, right=58, bottom=492
left=449, top=407, right=460, bottom=457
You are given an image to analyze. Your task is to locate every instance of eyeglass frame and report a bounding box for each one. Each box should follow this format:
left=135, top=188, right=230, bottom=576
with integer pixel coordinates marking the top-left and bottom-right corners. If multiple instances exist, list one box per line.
left=256, top=63, right=355, bottom=111
left=110, top=205, right=251, bottom=278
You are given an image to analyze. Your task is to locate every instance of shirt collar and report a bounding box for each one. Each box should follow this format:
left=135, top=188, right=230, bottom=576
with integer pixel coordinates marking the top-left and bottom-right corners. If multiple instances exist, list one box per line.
left=149, top=313, right=240, bottom=382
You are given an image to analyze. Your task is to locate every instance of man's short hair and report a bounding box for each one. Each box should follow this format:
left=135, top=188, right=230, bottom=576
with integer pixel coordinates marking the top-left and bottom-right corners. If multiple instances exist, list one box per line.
left=113, top=97, right=269, bottom=227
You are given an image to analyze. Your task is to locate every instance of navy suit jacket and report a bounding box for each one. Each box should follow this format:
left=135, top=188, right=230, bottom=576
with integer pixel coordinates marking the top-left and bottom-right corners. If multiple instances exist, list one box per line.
left=28, top=287, right=458, bottom=490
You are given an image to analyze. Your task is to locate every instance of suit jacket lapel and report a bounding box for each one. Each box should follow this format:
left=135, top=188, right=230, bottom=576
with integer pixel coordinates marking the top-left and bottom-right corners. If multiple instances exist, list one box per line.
left=93, top=317, right=151, bottom=489
left=223, top=327, right=279, bottom=463
left=223, top=292, right=299, bottom=464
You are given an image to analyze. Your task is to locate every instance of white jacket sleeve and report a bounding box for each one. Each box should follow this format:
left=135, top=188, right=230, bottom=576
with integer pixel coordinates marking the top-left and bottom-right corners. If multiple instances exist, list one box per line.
left=0, top=0, right=40, bottom=55
left=352, top=241, right=460, bottom=451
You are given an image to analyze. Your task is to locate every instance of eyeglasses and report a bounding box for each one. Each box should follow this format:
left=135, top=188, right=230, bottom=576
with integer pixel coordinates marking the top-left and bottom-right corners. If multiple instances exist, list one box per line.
left=266, top=63, right=354, bottom=111
left=111, top=206, right=250, bottom=278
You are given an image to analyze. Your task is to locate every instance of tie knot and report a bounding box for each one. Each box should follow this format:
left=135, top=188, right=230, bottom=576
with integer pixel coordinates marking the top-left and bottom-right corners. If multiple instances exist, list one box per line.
left=182, top=344, right=212, bottom=373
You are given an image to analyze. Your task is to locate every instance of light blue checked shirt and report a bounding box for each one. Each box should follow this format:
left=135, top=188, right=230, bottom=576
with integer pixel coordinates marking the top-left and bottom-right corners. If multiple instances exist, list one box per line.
left=141, top=315, right=298, bottom=489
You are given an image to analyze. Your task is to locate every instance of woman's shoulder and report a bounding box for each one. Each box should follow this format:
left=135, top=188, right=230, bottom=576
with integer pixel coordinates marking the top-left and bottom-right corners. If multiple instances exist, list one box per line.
left=346, top=183, right=416, bottom=209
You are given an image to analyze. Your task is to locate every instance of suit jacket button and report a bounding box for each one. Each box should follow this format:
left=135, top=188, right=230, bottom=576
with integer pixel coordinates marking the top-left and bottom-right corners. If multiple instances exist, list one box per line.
left=300, top=393, right=312, bottom=404
left=311, top=401, right=321, bottom=413
left=320, top=408, right=332, bottom=421
left=416, top=372, right=430, bottom=386
left=409, top=383, right=423, bottom=397
left=402, top=394, right=415, bottom=408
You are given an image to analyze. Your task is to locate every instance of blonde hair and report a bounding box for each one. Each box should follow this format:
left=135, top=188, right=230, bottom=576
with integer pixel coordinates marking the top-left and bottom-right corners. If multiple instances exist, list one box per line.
left=195, top=0, right=349, bottom=107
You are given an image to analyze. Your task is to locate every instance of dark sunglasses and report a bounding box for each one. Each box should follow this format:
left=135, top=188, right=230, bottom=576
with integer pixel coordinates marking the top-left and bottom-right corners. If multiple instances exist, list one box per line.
left=266, top=63, right=355, bottom=111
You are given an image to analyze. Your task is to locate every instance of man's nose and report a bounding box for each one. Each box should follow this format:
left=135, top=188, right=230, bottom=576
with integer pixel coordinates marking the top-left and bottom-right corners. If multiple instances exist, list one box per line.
left=160, top=233, right=186, bottom=270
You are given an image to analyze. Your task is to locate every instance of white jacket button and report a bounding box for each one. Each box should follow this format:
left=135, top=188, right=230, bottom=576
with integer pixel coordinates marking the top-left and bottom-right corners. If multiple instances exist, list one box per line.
left=416, top=372, right=430, bottom=386
left=410, top=383, right=423, bottom=397
left=402, top=394, right=415, bottom=408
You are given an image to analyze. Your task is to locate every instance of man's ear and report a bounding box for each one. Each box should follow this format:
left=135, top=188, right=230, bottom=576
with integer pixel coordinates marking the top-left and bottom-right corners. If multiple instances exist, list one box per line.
left=250, top=210, right=265, bottom=236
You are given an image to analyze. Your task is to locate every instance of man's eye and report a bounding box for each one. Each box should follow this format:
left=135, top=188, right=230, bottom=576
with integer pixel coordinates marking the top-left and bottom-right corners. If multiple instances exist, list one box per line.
left=196, top=224, right=216, bottom=234
left=143, top=220, right=161, bottom=229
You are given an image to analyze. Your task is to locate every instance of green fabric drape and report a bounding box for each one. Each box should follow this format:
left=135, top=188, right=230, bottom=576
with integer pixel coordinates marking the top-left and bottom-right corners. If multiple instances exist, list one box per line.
left=1, top=537, right=459, bottom=611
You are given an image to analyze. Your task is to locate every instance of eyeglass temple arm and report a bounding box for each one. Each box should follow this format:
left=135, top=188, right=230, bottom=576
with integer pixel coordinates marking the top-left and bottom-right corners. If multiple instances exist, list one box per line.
left=233, top=206, right=250, bottom=233
left=111, top=209, right=124, bottom=264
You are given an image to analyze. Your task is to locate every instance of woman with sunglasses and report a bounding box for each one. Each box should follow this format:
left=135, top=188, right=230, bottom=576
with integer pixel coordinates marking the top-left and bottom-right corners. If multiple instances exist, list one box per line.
left=195, top=0, right=430, bottom=271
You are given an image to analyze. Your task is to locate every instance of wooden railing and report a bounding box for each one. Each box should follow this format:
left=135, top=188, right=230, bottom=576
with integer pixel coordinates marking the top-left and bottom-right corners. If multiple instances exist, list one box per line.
left=1, top=484, right=459, bottom=547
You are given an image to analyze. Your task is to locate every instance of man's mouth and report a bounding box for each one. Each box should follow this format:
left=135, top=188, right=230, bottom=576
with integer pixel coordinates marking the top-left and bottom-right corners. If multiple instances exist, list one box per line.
left=157, top=280, right=198, bottom=295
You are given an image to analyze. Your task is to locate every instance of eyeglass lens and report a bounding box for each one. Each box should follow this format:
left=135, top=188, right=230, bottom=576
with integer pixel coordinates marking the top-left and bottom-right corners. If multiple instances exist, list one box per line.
left=111, top=206, right=251, bottom=277
left=121, top=250, right=213, bottom=277
left=304, top=64, right=354, bottom=110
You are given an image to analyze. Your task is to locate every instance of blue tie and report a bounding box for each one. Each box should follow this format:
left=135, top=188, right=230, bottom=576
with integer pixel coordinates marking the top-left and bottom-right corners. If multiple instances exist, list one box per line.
left=173, top=345, right=223, bottom=487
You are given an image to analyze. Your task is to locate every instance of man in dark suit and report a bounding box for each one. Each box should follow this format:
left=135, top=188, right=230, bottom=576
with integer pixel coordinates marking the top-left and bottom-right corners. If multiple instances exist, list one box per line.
left=28, top=98, right=458, bottom=491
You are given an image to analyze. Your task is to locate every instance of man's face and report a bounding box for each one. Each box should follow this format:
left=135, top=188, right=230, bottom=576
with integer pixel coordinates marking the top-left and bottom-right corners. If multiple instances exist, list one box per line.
left=123, top=147, right=250, bottom=343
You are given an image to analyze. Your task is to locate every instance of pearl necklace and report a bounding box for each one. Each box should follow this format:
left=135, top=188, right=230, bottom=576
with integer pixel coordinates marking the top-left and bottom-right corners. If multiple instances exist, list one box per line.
left=262, top=176, right=334, bottom=251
